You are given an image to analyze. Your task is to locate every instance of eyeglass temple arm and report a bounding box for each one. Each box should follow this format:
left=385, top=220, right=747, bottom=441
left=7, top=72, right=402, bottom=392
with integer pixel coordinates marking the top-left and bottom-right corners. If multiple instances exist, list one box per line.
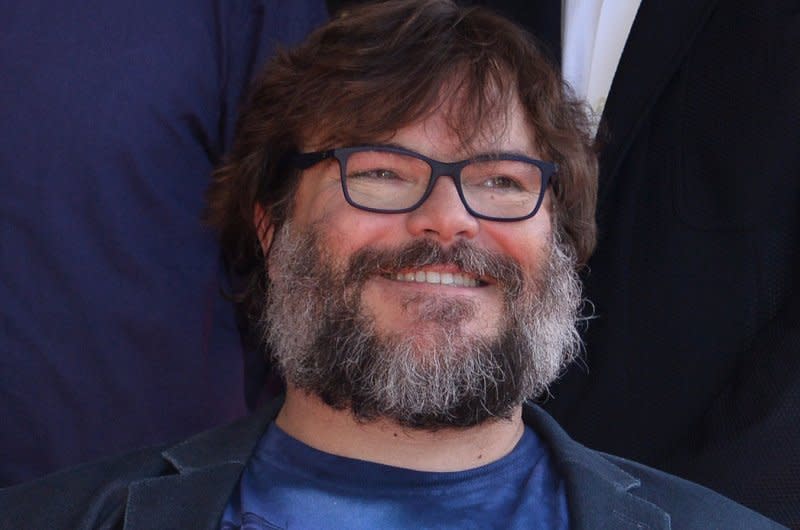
left=288, top=150, right=335, bottom=170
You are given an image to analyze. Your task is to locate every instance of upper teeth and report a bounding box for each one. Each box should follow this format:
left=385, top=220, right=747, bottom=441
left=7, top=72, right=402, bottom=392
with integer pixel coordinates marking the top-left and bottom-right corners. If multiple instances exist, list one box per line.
left=392, top=271, right=479, bottom=287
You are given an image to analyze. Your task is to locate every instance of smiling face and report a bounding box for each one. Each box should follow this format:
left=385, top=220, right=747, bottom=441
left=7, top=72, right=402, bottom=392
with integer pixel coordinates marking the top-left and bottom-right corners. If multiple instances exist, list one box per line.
left=285, top=98, right=553, bottom=343
left=258, top=95, right=582, bottom=429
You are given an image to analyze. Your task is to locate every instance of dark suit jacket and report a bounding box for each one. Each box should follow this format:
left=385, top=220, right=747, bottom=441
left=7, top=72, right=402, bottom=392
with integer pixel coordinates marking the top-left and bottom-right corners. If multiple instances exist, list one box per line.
left=502, top=1, right=800, bottom=526
left=0, top=400, right=786, bottom=529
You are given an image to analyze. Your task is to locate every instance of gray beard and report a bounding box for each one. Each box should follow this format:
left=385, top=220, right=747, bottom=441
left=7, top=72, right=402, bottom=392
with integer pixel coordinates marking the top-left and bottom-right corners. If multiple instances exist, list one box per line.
left=260, top=221, right=582, bottom=430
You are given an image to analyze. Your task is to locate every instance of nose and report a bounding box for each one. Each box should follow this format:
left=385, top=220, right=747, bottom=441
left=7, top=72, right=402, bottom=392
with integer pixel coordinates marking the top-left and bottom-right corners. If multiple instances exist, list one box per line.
left=405, top=175, right=479, bottom=242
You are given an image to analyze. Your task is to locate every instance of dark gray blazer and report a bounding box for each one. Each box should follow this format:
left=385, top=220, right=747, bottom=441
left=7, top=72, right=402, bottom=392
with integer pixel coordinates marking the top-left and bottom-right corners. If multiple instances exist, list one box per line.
left=0, top=400, right=785, bottom=529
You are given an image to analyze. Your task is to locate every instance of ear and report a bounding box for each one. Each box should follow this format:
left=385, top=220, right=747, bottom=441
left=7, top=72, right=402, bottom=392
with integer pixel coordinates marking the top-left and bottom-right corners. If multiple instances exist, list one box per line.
left=254, top=203, right=275, bottom=257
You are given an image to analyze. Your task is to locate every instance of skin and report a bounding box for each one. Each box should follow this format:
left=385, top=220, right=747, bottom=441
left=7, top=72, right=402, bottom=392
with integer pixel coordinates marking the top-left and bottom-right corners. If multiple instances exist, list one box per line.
left=256, top=96, right=554, bottom=472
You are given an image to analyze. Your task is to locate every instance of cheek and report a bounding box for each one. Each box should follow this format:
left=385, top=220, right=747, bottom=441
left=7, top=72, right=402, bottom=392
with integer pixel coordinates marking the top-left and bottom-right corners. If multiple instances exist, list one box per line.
left=290, top=180, right=339, bottom=226
left=485, top=217, right=553, bottom=272
left=292, top=168, right=395, bottom=239
left=307, top=204, right=404, bottom=263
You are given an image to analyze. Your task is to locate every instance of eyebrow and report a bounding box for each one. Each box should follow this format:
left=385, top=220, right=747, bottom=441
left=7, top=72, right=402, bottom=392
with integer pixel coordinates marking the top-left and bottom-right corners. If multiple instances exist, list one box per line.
left=374, top=142, right=536, bottom=161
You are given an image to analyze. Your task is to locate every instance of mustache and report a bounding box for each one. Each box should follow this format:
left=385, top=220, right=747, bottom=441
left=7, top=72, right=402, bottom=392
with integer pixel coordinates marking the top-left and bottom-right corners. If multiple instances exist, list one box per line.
left=343, top=238, right=525, bottom=296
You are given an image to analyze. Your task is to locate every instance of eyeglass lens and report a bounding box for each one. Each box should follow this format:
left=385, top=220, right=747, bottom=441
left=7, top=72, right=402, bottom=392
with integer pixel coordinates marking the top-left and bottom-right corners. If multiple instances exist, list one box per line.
left=342, top=149, right=543, bottom=218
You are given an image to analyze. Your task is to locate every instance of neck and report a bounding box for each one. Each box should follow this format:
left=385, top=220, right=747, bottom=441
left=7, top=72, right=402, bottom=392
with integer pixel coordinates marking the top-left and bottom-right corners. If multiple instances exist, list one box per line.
left=275, top=385, right=526, bottom=472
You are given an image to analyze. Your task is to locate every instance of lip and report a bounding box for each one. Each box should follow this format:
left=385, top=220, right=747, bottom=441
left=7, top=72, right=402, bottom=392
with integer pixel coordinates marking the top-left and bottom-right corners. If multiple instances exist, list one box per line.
left=394, top=264, right=465, bottom=275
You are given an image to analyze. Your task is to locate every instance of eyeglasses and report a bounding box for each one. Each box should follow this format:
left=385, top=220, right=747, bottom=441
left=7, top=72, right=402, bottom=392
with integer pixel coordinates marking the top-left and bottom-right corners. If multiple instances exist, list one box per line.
left=288, top=145, right=556, bottom=222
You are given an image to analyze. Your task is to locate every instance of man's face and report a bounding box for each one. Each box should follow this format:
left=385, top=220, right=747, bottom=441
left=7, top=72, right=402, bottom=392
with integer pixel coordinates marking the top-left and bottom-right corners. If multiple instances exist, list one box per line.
left=290, top=101, right=552, bottom=336
left=260, top=97, right=582, bottom=429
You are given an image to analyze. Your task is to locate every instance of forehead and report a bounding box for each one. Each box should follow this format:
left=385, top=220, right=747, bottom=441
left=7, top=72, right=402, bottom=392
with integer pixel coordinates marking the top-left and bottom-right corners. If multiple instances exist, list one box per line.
left=387, top=94, right=538, bottom=160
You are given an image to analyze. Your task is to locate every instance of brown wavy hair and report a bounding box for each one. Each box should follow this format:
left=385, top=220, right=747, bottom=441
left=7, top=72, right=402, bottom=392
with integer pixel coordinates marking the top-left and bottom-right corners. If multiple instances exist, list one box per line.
left=207, top=0, right=597, bottom=322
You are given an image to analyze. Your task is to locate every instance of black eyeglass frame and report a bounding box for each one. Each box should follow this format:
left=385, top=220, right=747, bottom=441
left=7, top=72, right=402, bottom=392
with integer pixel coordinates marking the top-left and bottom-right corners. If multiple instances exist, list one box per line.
left=288, top=145, right=557, bottom=222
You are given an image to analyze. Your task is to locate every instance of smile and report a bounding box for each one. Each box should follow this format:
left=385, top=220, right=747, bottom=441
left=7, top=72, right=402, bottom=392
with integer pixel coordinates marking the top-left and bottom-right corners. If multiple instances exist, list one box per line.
left=383, top=270, right=484, bottom=287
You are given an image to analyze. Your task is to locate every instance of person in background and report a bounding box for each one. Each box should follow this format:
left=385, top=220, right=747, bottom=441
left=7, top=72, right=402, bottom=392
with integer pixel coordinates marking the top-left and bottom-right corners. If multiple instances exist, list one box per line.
left=326, top=1, right=800, bottom=527
left=0, top=0, right=327, bottom=486
left=0, top=2, right=787, bottom=528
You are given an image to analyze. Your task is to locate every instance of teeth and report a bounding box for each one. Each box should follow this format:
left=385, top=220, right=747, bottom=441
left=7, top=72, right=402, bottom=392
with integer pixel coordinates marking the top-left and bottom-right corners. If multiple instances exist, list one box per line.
left=391, top=271, right=479, bottom=287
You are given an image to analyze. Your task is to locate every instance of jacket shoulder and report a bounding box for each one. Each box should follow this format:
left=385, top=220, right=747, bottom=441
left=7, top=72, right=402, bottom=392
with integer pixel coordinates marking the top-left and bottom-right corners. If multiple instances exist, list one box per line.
left=0, top=444, right=172, bottom=530
left=604, top=454, right=788, bottom=529
left=522, top=404, right=787, bottom=529
left=0, top=403, right=279, bottom=529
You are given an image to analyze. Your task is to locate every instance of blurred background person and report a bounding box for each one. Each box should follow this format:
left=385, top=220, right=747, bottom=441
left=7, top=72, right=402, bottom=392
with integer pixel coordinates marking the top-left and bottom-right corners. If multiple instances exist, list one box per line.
left=0, top=0, right=326, bottom=486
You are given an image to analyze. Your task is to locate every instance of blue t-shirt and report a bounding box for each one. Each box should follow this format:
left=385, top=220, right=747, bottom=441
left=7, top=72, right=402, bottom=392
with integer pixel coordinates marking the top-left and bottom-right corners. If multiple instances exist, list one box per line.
left=220, top=423, right=570, bottom=529
left=0, top=0, right=326, bottom=485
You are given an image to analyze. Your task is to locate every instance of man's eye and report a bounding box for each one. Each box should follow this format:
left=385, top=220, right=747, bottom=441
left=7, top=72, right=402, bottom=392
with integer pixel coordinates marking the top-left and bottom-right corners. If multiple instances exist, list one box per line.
left=482, top=175, right=523, bottom=190
left=349, top=169, right=401, bottom=180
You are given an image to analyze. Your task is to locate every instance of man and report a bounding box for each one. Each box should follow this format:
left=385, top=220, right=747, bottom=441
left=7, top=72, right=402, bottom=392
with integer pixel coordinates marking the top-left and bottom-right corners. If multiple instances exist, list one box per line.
left=0, top=1, right=786, bottom=528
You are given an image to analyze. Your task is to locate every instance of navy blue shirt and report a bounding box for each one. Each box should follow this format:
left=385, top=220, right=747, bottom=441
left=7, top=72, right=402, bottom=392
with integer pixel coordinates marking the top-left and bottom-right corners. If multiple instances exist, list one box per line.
left=220, top=423, right=570, bottom=529
left=0, top=0, right=326, bottom=485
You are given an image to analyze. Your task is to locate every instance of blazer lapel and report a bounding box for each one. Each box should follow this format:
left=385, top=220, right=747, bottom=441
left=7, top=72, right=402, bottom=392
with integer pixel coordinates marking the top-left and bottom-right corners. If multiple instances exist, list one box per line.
left=598, top=0, right=719, bottom=207
left=523, top=405, right=671, bottom=530
left=559, top=460, right=671, bottom=530
left=123, top=464, right=245, bottom=530
left=123, top=399, right=282, bottom=530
